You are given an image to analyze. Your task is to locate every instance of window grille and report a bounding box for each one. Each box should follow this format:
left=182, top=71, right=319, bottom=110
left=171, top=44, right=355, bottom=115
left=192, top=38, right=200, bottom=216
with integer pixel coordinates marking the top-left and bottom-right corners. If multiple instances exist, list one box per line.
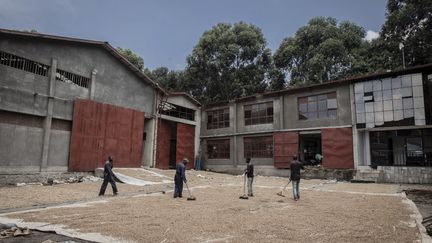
left=207, top=108, right=229, bottom=129
left=0, top=50, right=49, bottom=76
left=207, top=139, right=230, bottom=159
left=159, top=102, right=195, bottom=121
left=244, top=136, right=273, bottom=158
left=56, top=69, right=90, bottom=88
left=244, top=102, right=273, bottom=125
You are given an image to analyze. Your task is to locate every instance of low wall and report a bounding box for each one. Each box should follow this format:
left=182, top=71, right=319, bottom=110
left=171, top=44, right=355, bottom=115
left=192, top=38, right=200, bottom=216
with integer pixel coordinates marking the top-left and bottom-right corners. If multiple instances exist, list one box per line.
left=379, top=166, right=432, bottom=184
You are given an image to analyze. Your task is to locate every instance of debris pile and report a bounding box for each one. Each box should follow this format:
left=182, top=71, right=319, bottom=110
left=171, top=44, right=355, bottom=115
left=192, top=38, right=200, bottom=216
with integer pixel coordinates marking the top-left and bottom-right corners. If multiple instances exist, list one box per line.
left=0, top=223, right=31, bottom=239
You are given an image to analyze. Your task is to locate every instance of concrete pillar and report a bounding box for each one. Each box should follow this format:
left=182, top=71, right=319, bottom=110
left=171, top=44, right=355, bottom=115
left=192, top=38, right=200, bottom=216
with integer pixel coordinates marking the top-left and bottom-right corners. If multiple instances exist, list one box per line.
left=364, top=131, right=371, bottom=166
left=40, top=58, right=57, bottom=171
left=233, top=102, right=238, bottom=167
left=89, top=69, right=97, bottom=100
left=279, top=95, right=284, bottom=129
left=350, top=84, right=359, bottom=168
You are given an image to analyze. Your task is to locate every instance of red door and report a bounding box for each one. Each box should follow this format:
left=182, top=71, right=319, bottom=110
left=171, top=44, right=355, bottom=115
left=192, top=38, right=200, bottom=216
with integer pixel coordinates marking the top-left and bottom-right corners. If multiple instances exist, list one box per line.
left=69, top=99, right=144, bottom=172
left=176, top=123, right=195, bottom=169
left=273, top=131, right=299, bottom=168
left=321, top=128, right=354, bottom=169
left=156, top=119, right=171, bottom=169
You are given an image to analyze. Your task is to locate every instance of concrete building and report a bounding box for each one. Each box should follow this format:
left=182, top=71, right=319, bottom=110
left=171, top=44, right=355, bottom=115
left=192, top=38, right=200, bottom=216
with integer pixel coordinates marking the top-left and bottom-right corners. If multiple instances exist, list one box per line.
left=200, top=64, right=432, bottom=183
left=0, top=29, right=200, bottom=177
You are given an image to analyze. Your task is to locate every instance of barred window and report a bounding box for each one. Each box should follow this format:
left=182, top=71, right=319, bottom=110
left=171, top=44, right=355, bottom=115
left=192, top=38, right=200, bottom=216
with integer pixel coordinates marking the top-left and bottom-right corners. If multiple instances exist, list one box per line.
left=244, top=102, right=273, bottom=125
left=207, top=139, right=230, bottom=159
left=244, top=136, right=273, bottom=158
left=160, top=102, right=195, bottom=121
left=207, top=108, right=229, bottom=129
left=0, top=50, right=49, bottom=76
left=56, top=69, right=90, bottom=88
left=298, top=92, right=337, bottom=120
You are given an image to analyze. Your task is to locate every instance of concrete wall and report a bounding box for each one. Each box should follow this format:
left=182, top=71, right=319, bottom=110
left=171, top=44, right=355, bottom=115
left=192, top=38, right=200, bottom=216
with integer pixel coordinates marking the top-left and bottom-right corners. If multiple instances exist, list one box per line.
left=284, top=84, right=352, bottom=129
left=0, top=35, right=158, bottom=174
left=379, top=166, right=432, bottom=184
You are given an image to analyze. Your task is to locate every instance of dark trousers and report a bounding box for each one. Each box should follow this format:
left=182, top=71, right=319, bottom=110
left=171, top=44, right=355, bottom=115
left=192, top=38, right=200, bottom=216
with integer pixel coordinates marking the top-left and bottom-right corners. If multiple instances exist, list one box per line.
left=99, top=176, right=118, bottom=195
left=174, top=175, right=183, bottom=198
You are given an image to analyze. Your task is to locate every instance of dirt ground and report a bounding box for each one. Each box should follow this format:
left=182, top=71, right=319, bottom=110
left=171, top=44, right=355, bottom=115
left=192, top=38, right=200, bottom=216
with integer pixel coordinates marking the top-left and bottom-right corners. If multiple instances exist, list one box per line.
left=0, top=168, right=430, bottom=243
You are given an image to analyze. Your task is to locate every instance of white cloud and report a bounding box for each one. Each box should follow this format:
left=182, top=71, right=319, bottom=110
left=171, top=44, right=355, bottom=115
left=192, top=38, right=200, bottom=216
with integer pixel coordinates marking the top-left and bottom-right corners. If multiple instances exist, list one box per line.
left=365, top=30, right=379, bottom=42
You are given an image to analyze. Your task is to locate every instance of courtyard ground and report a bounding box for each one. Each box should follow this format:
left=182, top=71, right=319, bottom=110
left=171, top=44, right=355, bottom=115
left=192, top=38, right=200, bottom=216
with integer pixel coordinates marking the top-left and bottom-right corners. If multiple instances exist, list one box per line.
left=0, top=168, right=430, bottom=243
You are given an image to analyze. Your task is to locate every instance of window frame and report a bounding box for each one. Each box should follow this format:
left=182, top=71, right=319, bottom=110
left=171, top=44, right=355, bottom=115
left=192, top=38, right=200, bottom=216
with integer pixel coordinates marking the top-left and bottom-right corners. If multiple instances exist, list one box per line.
left=206, top=108, right=230, bottom=130
left=207, top=139, right=230, bottom=159
left=244, top=101, right=274, bottom=126
left=298, top=92, right=337, bottom=120
left=243, top=135, right=274, bottom=158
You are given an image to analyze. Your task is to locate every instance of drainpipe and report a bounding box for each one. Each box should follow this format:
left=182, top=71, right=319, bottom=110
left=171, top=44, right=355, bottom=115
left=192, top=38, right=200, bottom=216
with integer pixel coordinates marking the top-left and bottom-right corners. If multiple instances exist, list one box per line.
left=151, top=92, right=160, bottom=168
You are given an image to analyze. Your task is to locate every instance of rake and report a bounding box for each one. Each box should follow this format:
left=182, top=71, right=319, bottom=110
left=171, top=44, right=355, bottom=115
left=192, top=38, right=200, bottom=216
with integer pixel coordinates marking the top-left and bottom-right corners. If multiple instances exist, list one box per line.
left=276, top=178, right=291, bottom=197
left=184, top=181, right=196, bottom=201
left=239, top=173, right=249, bottom=200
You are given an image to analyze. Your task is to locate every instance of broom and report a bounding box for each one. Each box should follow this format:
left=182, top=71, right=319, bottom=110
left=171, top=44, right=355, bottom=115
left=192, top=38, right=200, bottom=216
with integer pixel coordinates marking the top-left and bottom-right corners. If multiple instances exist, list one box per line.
left=239, top=173, right=249, bottom=200
left=276, top=178, right=291, bottom=197
left=184, top=181, right=196, bottom=201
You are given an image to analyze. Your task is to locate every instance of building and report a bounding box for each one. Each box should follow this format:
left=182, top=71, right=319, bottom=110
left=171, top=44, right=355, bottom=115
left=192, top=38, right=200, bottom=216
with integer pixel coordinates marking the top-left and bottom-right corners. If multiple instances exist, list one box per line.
left=200, top=64, right=432, bottom=183
left=0, top=29, right=200, bottom=177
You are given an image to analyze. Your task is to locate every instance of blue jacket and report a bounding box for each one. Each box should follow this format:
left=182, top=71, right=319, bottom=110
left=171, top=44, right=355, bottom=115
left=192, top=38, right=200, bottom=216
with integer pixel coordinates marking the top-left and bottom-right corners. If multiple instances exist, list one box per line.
left=175, top=162, right=186, bottom=182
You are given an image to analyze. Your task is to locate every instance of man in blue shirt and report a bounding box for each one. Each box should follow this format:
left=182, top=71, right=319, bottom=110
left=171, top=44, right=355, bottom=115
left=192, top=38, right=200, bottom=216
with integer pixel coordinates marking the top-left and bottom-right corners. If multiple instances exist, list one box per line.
left=99, top=155, right=118, bottom=196
left=174, top=158, right=188, bottom=198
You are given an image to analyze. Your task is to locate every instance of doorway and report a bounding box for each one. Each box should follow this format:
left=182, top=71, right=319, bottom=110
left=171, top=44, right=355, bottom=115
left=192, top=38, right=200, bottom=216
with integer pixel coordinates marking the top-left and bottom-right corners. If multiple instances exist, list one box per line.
left=299, top=133, right=322, bottom=165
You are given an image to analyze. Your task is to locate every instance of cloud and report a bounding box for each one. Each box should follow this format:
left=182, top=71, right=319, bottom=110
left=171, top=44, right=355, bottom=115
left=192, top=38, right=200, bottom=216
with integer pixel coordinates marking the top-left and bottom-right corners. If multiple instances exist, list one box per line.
left=365, top=30, right=379, bottom=42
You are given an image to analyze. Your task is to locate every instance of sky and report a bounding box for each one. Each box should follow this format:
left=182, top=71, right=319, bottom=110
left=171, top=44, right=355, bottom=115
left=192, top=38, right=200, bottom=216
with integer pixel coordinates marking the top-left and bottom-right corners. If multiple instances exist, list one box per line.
left=0, top=0, right=387, bottom=70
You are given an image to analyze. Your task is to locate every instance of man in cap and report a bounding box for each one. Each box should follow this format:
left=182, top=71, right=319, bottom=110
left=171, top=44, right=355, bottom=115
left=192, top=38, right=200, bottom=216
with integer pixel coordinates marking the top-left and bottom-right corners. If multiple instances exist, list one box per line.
left=174, top=157, right=188, bottom=198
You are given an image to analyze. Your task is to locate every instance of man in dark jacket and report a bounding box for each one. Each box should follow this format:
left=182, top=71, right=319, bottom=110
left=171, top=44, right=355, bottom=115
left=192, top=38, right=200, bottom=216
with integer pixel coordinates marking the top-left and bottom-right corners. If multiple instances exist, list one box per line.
left=290, top=156, right=304, bottom=201
left=99, top=155, right=118, bottom=196
left=244, top=157, right=254, bottom=197
left=174, top=158, right=188, bottom=198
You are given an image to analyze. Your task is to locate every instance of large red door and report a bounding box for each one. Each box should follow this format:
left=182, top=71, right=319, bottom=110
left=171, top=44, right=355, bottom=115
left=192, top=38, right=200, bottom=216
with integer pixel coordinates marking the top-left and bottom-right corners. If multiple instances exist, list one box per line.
left=156, top=119, right=171, bottom=169
left=321, top=128, right=354, bottom=169
left=176, top=123, right=195, bottom=169
left=69, top=99, right=144, bottom=172
left=273, top=131, right=299, bottom=168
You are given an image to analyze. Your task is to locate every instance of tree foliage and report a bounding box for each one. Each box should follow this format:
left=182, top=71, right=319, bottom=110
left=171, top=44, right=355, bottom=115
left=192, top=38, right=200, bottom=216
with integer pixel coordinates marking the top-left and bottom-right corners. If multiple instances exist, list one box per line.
left=274, top=17, right=367, bottom=85
left=184, top=22, right=273, bottom=103
left=144, top=67, right=183, bottom=91
left=377, top=0, right=432, bottom=69
left=116, top=47, right=145, bottom=71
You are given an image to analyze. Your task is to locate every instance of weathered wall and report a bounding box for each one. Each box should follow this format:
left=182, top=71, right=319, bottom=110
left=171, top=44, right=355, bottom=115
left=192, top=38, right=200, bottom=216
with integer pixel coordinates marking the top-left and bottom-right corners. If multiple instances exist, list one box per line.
left=379, top=166, right=432, bottom=184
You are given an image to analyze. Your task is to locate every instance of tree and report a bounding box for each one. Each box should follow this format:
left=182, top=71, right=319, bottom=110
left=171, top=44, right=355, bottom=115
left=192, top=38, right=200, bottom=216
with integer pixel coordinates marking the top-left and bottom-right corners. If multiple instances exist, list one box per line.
left=144, top=67, right=183, bottom=91
left=378, top=0, right=432, bottom=69
left=184, top=22, right=273, bottom=103
left=116, top=47, right=144, bottom=71
left=274, top=17, right=367, bottom=85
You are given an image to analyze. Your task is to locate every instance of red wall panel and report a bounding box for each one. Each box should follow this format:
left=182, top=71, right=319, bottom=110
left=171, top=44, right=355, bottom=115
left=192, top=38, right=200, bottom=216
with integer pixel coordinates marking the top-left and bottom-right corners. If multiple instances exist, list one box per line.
left=321, top=128, right=354, bottom=169
left=69, top=99, right=144, bottom=172
left=156, top=119, right=171, bottom=169
left=176, top=123, right=195, bottom=169
left=273, top=131, right=298, bottom=168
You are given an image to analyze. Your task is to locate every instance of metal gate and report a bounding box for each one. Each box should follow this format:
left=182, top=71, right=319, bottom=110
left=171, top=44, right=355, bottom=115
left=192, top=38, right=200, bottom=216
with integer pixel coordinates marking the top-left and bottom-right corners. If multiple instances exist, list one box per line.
left=69, top=99, right=144, bottom=172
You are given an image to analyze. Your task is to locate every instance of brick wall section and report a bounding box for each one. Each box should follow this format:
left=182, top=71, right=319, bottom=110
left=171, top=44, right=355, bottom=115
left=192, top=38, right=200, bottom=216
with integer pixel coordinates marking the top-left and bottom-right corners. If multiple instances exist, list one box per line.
left=321, top=127, right=354, bottom=169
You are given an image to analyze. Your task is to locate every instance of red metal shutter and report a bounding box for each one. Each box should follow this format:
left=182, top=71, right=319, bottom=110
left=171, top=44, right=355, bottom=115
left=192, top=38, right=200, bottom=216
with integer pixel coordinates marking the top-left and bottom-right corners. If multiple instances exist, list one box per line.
left=321, top=128, right=354, bottom=169
left=273, top=131, right=298, bottom=168
left=176, top=123, right=195, bottom=169
left=156, top=119, right=171, bottom=169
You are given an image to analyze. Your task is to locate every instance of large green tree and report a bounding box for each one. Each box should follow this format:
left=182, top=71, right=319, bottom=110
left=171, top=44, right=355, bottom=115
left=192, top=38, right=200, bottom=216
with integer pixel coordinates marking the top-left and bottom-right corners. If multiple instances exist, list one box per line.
left=144, top=67, right=183, bottom=91
left=184, top=22, right=273, bottom=103
left=116, top=47, right=145, bottom=71
left=378, top=0, right=432, bottom=69
left=274, top=17, right=368, bottom=85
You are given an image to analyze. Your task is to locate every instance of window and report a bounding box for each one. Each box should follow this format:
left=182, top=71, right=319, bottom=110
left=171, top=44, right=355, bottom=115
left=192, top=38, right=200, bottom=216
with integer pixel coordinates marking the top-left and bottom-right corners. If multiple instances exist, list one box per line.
left=207, top=108, right=229, bottom=129
left=56, top=69, right=90, bottom=88
left=244, top=136, right=273, bottom=158
left=299, top=92, right=337, bottom=120
left=244, top=102, right=273, bottom=125
left=207, top=139, right=230, bottom=159
left=159, top=102, right=195, bottom=121
left=0, top=50, right=49, bottom=76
